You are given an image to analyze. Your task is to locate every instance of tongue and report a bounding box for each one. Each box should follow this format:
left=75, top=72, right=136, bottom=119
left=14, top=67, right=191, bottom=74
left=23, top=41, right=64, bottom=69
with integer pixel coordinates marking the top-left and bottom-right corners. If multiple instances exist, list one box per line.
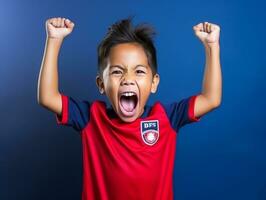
left=120, top=97, right=135, bottom=112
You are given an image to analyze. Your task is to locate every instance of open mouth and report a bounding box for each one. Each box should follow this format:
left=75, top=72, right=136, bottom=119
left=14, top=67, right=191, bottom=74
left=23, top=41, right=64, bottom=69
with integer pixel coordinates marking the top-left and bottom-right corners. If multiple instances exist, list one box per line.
left=119, top=92, right=138, bottom=117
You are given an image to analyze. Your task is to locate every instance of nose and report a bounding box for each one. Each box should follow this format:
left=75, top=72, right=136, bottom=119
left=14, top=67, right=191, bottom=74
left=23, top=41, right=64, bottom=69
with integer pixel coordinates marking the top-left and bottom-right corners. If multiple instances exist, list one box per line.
left=121, top=72, right=135, bottom=86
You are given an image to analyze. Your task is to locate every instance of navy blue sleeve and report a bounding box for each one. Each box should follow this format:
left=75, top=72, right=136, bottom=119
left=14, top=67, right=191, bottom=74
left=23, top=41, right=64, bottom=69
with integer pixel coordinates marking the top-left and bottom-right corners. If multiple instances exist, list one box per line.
left=161, top=95, right=201, bottom=131
left=55, top=93, right=90, bottom=132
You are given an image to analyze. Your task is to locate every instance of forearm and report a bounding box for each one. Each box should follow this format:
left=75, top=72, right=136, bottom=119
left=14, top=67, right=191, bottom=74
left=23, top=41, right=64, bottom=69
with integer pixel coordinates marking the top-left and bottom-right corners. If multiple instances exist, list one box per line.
left=201, top=43, right=222, bottom=106
left=37, top=37, right=63, bottom=104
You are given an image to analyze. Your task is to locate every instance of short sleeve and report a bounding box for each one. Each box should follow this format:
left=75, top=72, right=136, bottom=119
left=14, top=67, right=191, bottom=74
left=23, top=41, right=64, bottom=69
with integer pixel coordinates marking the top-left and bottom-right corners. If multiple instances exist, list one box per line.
left=55, top=93, right=90, bottom=132
left=162, top=95, right=201, bottom=131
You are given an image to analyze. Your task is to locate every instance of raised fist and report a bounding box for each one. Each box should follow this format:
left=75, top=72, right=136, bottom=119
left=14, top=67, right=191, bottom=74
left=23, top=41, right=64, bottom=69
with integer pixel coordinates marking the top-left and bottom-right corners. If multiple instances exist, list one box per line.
left=46, top=17, right=75, bottom=39
left=193, top=22, right=220, bottom=47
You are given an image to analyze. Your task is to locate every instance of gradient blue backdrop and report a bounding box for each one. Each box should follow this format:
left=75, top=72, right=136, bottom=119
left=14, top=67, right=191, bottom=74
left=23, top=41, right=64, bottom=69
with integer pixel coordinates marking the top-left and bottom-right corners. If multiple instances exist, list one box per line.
left=1, top=0, right=266, bottom=199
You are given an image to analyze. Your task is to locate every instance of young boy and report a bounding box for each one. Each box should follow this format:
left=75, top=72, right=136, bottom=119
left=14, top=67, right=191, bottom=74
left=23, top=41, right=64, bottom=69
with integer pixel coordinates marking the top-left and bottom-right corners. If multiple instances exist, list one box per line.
left=38, top=16, right=222, bottom=200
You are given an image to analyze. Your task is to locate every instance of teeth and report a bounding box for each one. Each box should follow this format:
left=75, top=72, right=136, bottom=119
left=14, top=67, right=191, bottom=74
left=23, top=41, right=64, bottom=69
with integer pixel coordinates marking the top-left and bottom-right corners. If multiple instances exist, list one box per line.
left=122, top=92, right=135, bottom=97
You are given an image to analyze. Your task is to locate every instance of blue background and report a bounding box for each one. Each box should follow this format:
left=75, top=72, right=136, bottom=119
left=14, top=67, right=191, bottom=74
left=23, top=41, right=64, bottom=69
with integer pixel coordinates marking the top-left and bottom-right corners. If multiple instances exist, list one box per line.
left=1, top=0, right=266, bottom=199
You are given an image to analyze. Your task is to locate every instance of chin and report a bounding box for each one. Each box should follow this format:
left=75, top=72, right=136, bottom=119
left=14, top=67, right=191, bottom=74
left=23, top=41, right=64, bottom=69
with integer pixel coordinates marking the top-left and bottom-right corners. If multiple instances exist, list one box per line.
left=118, top=115, right=138, bottom=123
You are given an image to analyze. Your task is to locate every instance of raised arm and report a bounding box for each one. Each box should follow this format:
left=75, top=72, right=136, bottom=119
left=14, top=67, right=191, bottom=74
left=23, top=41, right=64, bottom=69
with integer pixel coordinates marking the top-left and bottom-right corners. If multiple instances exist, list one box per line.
left=37, top=17, right=75, bottom=116
left=192, top=22, right=222, bottom=118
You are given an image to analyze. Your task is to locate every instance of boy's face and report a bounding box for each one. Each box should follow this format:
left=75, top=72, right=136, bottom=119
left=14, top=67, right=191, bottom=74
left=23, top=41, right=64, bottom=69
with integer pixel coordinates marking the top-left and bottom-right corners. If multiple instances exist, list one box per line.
left=96, top=42, right=160, bottom=123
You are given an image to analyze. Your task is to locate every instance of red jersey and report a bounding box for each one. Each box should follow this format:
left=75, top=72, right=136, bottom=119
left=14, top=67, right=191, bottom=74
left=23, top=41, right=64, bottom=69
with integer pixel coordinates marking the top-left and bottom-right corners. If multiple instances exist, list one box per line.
left=55, top=94, right=201, bottom=200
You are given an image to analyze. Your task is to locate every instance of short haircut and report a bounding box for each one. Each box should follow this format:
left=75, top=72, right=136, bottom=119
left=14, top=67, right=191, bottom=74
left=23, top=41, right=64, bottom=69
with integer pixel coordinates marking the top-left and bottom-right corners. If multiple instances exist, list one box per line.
left=97, top=16, right=157, bottom=76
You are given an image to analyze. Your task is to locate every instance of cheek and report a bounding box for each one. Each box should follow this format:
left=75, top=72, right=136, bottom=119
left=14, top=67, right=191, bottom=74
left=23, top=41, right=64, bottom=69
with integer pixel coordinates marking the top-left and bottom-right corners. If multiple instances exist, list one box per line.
left=137, top=76, right=153, bottom=89
left=137, top=78, right=153, bottom=100
left=104, top=78, right=119, bottom=99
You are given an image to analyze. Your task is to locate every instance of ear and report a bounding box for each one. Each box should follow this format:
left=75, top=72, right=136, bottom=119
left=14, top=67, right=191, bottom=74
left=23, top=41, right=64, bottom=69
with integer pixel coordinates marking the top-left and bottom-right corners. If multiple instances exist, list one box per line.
left=151, top=73, right=160, bottom=93
left=96, top=75, right=105, bottom=94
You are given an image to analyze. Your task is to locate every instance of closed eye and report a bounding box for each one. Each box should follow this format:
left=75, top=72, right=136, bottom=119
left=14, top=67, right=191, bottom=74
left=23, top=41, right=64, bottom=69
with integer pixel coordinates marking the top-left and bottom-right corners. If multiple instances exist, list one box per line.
left=136, top=70, right=146, bottom=74
left=111, top=70, right=123, bottom=75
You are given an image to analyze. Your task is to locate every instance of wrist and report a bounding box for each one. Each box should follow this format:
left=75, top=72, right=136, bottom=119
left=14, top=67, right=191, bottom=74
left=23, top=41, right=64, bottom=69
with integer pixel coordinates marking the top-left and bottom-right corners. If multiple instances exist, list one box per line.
left=204, top=41, right=220, bottom=49
left=46, top=36, right=64, bottom=43
left=204, top=41, right=220, bottom=58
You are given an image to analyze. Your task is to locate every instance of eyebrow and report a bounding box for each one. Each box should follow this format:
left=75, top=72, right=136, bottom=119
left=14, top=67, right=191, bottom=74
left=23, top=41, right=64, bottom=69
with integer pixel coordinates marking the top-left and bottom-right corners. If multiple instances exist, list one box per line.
left=110, top=65, right=124, bottom=70
left=134, top=64, right=148, bottom=69
left=110, top=64, right=148, bottom=70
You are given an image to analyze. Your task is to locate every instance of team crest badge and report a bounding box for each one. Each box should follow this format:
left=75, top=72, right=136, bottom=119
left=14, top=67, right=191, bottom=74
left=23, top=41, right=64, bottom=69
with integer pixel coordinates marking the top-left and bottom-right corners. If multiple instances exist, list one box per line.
left=140, top=120, right=159, bottom=146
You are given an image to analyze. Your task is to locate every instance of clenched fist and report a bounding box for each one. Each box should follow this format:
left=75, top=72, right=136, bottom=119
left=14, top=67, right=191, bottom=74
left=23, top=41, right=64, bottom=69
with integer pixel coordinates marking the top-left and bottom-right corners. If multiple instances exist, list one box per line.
left=193, top=22, right=220, bottom=47
left=46, top=17, right=75, bottom=39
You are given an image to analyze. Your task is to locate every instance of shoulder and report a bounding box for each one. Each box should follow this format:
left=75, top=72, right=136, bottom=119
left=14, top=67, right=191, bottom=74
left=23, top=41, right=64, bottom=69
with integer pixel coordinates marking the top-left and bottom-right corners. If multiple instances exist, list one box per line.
left=56, top=94, right=108, bottom=132
left=149, top=96, right=201, bottom=131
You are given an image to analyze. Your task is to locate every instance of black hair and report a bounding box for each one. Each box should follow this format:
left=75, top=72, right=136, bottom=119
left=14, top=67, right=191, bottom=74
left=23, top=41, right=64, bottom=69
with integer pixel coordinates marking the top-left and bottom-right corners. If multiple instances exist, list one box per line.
left=97, top=16, right=157, bottom=76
